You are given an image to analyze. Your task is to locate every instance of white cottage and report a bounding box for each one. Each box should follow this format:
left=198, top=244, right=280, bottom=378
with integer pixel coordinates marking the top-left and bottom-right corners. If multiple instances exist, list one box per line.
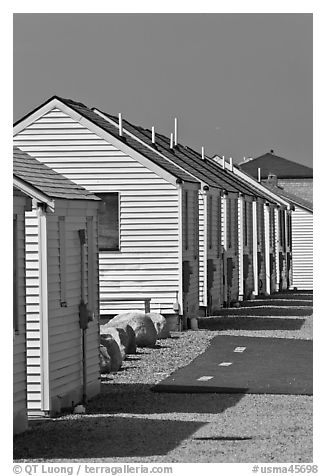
left=205, top=157, right=269, bottom=302
left=13, top=147, right=100, bottom=417
left=290, top=200, right=313, bottom=290
left=13, top=187, right=32, bottom=434
left=265, top=183, right=312, bottom=291
left=91, top=113, right=232, bottom=315
left=13, top=97, right=202, bottom=326
left=213, top=157, right=294, bottom=295
left=92, top=111, right=257, bottom=311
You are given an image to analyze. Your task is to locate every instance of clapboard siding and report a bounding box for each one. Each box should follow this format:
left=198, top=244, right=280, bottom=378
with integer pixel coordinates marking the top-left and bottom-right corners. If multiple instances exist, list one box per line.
left=237, top=198, right=244, bottom=298
left=199, top=191, right=223, bottom=312
left=198, top=192, right=205, bottom=306
left=229, top=196, right=239, bottom=302
left=220, top=194, right=239, bottom=304
left=237, top=197, right=254, bottom=299
left=14, top=107, right=181, bottom=315
left=47, top=201, right=100, bottom=401
left=245, top=200, right=254, bottom=296
left=270, top=205, right=277, bottom=293
left=274, top=208, right=280, bottom=290
left=207, top=193, right=223, bottom=312
left=13, top=195, right=30, bottom=434
left=182, top=189, right=199, bottom=318
left=291, top=207, right=313, bottom=290
left=257, top=200, right=266, bottom=293
left=274, top=208, right=288, bottom=291
left=24, top=208, right=41, bottom=413
left=23, top=198, right=99, bottom=416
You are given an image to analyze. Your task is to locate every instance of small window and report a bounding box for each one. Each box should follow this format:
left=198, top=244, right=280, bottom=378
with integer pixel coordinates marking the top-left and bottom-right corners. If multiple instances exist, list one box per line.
left=96, top=193, right=120, bottom=251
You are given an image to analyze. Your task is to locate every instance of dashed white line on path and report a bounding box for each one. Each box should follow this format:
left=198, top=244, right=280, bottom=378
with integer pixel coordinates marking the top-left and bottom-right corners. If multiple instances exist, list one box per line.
left=234, top=347, right=246, bottom=353
left=218, top=362, right=233, bottom=366
left=197, top=376, right=214, bottom=381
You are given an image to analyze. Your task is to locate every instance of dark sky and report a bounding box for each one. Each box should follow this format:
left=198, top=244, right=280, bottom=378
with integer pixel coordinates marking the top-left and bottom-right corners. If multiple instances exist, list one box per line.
left=13, top=13, right=313, bottom=167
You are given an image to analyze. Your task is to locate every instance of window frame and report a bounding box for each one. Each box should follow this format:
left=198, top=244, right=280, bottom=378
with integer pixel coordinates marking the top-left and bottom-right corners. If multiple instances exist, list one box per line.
left=96, top=192, right=121, bottom=252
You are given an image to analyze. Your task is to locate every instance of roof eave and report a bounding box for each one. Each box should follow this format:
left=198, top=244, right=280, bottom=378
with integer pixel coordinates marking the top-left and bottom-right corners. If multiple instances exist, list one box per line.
left=13, top=176, right=55, bottom=212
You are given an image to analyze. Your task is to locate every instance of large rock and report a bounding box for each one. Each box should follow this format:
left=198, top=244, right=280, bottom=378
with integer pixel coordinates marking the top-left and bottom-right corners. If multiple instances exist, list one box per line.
left=99, top=345, right=112, bottom=373
left=100, top=334, right=122, bottom=372
left=109, top=311, right=145, bottom=326
left=100, top=325, right=126, bottom=360
left=104, top=322, right=137, bottom=354
left=146, top=312, right=170, bottom=339
left=123, top=324, right=137, bottom=354
left=110, top=311, right=158, bottom=348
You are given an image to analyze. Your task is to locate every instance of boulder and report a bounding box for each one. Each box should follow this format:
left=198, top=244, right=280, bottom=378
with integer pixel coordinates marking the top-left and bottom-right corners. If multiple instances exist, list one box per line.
left=123, top=324, right=137, bottom=354
left=105, top=322, right=137, bottom=354
left=100, top=325, right=126, bottom=360
left=109, top=311, right=146, bottom=326
left=100, top=334, right=122, bottom=372
left=146, top=312, right=170, bottom=339
left=99, top=344, right=112, bottom=373
left=110, top=311, right=157, bottom=348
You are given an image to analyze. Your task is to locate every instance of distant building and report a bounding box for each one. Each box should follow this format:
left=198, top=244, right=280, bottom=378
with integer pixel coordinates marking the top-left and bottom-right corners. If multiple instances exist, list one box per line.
left=264, top=177, right=313, bottom=291
left=239, top=151, right=313, bottom=203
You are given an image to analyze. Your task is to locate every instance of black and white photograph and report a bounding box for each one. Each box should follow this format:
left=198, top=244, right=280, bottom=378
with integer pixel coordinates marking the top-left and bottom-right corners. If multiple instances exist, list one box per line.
left=10, top=8, right=318, bottom=472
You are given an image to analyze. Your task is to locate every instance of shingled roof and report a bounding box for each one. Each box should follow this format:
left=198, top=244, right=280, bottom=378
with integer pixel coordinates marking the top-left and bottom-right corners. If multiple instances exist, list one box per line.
left=14, top=96, right=283, bottom=200
left=239, top=152, right=313, bottom=179
left=56, top=97, right=200, bottom=186
left=265, top=183, right=313, bottom=212
left=211, top=155, right=293, bottom=207
left=92, top=109, right=269, bottom=198
left=13, top=146, right=99, bottom=201
left=15, top=96, right=262, bottom=194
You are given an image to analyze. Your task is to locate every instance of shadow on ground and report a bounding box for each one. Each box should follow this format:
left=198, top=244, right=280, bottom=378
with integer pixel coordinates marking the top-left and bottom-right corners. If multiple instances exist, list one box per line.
left=14, top=415, right=206, bottom=460
left=198, top=316, right=307, bottom=331
left=13, top=384, right=245, bottom=460
left=87, top=383, right=244, bottom=415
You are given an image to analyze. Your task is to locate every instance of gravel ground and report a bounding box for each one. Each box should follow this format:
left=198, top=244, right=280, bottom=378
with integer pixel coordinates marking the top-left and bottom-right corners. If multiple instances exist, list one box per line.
left=14, top=300, right=313, bottom=463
